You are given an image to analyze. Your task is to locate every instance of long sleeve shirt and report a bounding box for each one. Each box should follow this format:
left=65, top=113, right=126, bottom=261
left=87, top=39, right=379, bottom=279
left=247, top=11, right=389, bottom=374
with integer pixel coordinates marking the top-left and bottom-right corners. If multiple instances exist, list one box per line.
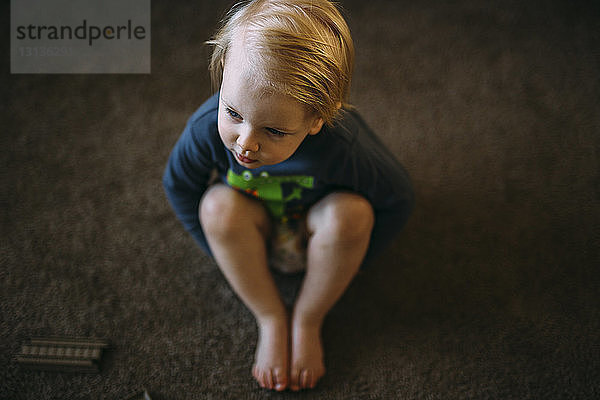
left=163, top=92, right=414, bottom=263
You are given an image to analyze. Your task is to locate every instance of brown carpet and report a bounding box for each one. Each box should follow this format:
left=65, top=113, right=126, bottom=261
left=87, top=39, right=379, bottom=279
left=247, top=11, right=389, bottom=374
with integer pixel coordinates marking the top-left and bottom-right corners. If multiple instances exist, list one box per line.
left=2, top=0, right=599, bottom=398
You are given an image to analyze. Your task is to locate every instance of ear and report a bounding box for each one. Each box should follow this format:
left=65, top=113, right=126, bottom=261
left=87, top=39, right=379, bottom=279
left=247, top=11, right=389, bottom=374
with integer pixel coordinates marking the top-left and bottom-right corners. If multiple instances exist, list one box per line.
left=308, top=117, right=324, bottom=136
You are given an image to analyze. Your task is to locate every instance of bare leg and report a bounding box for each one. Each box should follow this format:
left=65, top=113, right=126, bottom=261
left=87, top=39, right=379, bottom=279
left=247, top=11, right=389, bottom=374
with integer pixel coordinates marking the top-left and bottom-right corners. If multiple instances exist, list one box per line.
left=290, top=192, right=374, bottom=390
left=200, top=184, right=289, bottom=391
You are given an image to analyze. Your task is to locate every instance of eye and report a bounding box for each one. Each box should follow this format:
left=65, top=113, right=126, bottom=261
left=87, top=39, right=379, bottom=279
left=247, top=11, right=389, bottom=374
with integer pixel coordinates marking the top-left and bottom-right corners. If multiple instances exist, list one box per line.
left=225, top=107, right=242, bottom=120
left=266, top=127, right=287, bottom=137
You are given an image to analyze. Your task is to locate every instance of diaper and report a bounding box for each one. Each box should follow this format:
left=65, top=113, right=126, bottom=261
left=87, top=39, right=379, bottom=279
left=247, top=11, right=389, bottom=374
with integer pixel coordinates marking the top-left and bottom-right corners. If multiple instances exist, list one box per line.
left=268, top=215, right=307, bottom=274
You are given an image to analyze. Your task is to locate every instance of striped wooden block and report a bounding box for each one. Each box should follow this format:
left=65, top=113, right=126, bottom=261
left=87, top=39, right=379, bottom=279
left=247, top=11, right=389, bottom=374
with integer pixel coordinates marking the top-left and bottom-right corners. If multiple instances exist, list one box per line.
left=16, top=336, right=109, bottom=373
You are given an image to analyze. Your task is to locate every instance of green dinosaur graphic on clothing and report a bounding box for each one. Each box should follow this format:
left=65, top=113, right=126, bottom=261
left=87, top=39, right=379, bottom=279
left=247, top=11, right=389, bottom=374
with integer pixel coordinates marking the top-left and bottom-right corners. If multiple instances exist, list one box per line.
left=226, top=169, right=314, bottom=217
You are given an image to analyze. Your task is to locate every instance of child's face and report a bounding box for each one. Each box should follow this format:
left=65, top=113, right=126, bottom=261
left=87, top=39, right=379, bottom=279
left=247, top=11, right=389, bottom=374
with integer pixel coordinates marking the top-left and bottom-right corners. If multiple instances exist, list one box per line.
left=217, top=39, right=324, bottom=169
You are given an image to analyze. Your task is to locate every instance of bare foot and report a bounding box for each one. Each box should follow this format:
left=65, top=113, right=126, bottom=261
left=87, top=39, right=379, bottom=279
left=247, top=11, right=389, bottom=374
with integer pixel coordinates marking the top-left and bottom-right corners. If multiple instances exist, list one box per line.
left=252, top=316, right=289, bottom=391
left=289, top=319, right=325, bottom=390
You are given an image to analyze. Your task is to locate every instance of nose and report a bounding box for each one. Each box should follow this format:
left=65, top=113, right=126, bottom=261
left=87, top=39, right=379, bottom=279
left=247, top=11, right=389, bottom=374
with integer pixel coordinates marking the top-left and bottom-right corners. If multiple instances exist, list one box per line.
left=236, top=128, right=260, bottom=153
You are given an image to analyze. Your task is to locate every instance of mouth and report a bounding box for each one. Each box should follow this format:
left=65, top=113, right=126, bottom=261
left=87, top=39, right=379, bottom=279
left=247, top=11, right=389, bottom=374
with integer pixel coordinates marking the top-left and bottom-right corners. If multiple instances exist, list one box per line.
left=235, top=151, right=258, bottom=164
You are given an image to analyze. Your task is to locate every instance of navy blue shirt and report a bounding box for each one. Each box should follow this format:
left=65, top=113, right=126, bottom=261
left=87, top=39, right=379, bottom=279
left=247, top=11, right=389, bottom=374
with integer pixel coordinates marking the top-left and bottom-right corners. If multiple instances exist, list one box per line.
left=163, top=92, right=414, bottom=263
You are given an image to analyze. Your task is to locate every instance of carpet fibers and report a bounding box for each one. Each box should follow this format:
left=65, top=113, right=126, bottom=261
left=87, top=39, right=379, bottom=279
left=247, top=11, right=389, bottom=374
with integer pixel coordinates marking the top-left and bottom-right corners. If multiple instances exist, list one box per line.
left=2, top=0, right=599, bottom=398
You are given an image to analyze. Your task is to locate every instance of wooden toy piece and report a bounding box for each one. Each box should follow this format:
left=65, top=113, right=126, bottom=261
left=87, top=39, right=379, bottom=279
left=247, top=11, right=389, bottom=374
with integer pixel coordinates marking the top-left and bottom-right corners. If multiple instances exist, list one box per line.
left=15, top=336, right=109, bottom=373
left=121, top=389, right=152, bottom=400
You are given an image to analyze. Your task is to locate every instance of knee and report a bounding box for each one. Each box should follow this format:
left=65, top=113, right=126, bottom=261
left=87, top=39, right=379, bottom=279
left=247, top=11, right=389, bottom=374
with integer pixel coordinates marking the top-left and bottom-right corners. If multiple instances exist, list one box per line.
left=200, top=185, right=243, bottom=237
left=199, top=184, right=270, bottom=239
left=309, top=192, right=374, bottom=243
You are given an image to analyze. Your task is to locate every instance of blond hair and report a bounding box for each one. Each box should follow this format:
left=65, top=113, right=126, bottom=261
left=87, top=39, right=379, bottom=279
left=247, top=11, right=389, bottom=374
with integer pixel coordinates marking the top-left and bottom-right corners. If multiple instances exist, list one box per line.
left=207, top=0, right=354, bottom=126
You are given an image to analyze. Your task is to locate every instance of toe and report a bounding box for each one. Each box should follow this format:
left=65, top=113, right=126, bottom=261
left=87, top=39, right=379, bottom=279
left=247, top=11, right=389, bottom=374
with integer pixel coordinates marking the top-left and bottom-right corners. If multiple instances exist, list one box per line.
left=275, top=383, right=286, bottom=391
left=252, top=365, right=262, bottom=387
left=273, top=368, right=287, bottom=391
left=308, top=370, right=317, bottom=389
left=255, top=368, right=267, bottom=389
left=289, top=368, right=301, bottom=391
left=266, top=369, right=275, bottom=390
left=300, top=369, right=312, bottom=389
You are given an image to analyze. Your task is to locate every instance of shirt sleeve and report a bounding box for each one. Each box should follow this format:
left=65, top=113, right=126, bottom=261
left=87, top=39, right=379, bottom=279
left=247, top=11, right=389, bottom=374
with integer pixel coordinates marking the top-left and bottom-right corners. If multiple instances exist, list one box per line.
left=162, top=106, right=221, bottom=255
left=329, top=110, right=415, bottom=264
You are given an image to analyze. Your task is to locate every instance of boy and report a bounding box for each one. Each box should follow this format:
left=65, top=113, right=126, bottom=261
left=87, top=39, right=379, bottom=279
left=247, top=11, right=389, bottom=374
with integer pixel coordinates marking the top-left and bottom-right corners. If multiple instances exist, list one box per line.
left=163, top=0, right=413, bottom=391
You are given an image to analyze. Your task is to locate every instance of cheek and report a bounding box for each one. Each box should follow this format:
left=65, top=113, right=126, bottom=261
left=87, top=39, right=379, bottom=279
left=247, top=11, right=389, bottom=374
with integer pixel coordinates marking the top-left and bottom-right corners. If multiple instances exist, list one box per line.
left=270, top=139, right=301, bottom=161
left=217, top=118, right=234, bottom=144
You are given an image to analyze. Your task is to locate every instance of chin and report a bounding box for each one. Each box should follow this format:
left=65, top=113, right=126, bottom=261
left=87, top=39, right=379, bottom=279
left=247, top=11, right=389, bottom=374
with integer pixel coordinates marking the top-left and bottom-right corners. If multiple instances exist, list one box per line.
left=237, top=161, right=262, bottom=169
